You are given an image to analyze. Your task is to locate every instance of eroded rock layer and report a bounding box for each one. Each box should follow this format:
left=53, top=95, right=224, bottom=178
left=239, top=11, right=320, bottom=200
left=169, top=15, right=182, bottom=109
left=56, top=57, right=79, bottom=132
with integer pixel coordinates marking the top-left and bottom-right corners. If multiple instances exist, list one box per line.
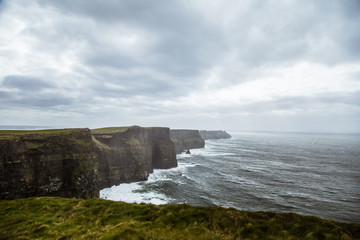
left=0, top=129, right=98, bottom=200
left=92, top=126, right=176, bottom=190
left=0, top=126, right=177, bottom=200
left=170, top=129, right=205, bottom=154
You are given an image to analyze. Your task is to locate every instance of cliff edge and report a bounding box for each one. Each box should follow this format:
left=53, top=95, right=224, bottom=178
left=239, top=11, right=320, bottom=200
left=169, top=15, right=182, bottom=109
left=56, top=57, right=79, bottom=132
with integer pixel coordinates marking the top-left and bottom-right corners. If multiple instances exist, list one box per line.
left=199, top=130, right=231, bottom=140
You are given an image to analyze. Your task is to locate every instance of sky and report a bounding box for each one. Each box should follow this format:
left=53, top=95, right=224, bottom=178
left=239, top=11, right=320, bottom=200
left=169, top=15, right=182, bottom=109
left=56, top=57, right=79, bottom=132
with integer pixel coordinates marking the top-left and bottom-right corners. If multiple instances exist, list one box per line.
left=0, top=0, right=359, bottom=133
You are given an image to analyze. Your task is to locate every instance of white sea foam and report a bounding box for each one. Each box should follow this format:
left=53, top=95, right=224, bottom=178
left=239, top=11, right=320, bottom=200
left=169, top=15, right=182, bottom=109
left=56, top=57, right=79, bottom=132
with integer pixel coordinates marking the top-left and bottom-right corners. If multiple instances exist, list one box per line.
left=99, top=133, right=360, bottom=222
left=100, top=181, right=170, bottom=204
left=100, top=168, right=176, bottom=204
left=99, top=160, right=203, bottom=204
left=185, top=145, right=235, bottom=157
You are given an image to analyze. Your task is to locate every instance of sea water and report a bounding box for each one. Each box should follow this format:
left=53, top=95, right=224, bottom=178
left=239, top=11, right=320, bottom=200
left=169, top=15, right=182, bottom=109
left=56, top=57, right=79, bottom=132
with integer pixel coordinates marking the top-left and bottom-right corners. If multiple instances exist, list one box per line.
left=100, top=132, right=360, bottom=223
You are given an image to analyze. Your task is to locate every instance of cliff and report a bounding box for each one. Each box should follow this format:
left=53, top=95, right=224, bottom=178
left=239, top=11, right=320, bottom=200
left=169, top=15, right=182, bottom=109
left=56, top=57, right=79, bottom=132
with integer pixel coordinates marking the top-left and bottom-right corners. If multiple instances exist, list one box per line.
left=0, top=126, right=177, bottom=200
left=92, top=126, right=176, bottom=190
left=170, top=130, right=205, bottom=154
left=199, top=130, right=231, bottom=140
left=0, top=129, right=98, bottom=200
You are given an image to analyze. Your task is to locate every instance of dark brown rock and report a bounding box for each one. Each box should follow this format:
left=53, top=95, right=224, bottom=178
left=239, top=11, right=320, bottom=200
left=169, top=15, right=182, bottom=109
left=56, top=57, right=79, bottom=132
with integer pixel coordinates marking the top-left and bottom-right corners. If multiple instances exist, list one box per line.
left=92, top=126, right=177, bottom=190
left=170, top=129, right=205, bottom=154
left=0, top=126, right=178, bottom=200
left=0, top=129, right=98, bottom=200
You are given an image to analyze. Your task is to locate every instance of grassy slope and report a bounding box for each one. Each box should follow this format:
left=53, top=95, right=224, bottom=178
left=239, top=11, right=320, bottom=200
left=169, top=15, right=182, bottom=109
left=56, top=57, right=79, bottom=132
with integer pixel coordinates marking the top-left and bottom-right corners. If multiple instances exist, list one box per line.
left=0, top=129, right=85, bottom=135
left=0, top=129, right=86, bottom=140
left=91, top=127, right=132, bottom=134
left=0, top=197, right=359, bottom=240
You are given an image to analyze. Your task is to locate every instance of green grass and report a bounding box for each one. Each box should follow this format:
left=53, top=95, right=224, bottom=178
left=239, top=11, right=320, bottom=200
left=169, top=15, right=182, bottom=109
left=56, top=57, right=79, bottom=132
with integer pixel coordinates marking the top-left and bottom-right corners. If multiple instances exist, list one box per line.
left=92, top=136, right=111, bottom=150
left=0, top=129, right=86, bottom=135
left=0, top=197, right=359, bottom=240
left=0, top=129, right=86, bottom=139
left=91, top=127, right=132, bottom=134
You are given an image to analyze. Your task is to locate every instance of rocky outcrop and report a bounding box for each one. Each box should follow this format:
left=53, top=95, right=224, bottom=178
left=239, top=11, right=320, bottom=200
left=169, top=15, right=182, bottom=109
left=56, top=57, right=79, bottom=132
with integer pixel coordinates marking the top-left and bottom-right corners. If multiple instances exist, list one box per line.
left=170, top=130, right=205, bottom=154
left=199, top=130, right=231, bottom=140
left=0, top=126, right=177, bottom=200
left=92, top=126, right=176, bottom=190
left=0, top=129, right=98, bottom=200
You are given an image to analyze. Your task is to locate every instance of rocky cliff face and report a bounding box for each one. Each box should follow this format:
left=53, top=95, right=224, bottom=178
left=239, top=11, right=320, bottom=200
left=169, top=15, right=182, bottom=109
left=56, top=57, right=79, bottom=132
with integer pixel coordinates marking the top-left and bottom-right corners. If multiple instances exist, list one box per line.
left=0, top=129, right=98, bottom=200
left=199, top=130, right=231, bottom=140
left=145, top=127, right=177, bottom=169
left=0, top=126, right=177, bottom=200
left=92, top=126, right=176, bottom=190
left=170, top=130, right=205, bottom=154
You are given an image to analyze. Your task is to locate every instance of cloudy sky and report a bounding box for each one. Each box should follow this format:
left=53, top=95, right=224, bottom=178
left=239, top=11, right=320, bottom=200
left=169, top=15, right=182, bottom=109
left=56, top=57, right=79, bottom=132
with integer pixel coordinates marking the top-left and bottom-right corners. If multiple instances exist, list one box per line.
left=0, top=0, right=359, bottom=133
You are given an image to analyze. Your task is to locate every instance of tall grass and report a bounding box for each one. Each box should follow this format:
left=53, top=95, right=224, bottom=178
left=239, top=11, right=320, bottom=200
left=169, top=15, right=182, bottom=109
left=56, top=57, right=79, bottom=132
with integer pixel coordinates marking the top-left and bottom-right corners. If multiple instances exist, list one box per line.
left=1, top=197, right=359, bottom=239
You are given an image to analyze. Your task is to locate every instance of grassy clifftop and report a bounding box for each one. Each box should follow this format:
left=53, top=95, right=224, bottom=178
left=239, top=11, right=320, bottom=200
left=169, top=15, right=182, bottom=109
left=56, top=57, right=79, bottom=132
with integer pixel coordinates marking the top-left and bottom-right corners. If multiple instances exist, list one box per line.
left=0, top=128, right=86, bottom=140
left=1, top=197, right=359, bottom=240
left=91, top=126, right=132, bottom=134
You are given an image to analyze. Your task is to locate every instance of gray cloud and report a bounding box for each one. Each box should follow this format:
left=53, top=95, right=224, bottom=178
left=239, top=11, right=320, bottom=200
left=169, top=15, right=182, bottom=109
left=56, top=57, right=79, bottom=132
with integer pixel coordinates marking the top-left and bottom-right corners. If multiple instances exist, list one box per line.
left=0, top=75, right=72, bottom=109
left=241, top=92, right=360, bottom=114
left=89, top=76, right=176, bottom=98
left=85, top=51, right=138, bottom=70
left=0, top=92, right=73, bottom=109
left=0, top=0, right=359, bottom=132
left=222, top=0, right=360, bottom=70
left=38, top=0, right=224, bottom=83
left=5, top=96, right=73, bottom=108
left=3, top=75, right=54, bottom=91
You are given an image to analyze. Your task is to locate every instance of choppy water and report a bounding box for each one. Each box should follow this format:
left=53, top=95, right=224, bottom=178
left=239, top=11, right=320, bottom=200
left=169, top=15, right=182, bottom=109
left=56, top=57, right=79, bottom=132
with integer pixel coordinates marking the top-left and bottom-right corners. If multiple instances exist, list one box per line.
left=100, top=132, right=360, bottom=223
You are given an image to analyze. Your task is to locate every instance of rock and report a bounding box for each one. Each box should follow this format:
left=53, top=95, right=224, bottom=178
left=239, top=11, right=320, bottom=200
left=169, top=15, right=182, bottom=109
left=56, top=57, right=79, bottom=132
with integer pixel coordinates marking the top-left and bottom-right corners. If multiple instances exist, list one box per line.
left=0, top=129, right=98, bottom=200
left=170, top=130, right=205, bottom=154
left=199, top=130, right=231, bottom=140
left=92, top=126, right=177, bottom=190
left=185, top=149, right=191, bottom=154
left=0, top=126, right=177, bottom=200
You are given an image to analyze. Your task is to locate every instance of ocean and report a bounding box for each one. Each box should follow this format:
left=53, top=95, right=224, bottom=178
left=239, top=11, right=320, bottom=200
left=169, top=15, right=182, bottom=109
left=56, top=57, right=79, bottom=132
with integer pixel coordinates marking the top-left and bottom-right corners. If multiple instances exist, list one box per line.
left=100, top=132, right=360, bottom=223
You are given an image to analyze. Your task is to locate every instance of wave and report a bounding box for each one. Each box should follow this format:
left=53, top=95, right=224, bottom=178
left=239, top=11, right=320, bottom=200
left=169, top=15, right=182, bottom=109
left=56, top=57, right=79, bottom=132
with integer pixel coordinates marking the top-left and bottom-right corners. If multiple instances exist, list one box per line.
left=99, top=161, right=202, bottom=204
left=100, top=133, right=360, bottom=222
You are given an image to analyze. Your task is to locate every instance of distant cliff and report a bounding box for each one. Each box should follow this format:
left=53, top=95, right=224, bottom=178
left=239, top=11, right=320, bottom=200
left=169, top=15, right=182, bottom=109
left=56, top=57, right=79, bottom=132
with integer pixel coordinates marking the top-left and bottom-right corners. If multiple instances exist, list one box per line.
left=199, top=130, right=231, bottom=140
left=0, top=126, right=177, bottom=200
left=170, top=130, right=205, bottom=154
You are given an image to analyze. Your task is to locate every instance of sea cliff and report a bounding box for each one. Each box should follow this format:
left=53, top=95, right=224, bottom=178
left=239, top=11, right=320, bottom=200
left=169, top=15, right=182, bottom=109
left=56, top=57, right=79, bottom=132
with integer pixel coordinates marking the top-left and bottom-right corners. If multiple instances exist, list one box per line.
left=170, top=129, right=205, bottom=154
left=0, top=129, right=98, bottom=200
left=0, top=126, right=176, bottom=200
left=199, top=130, right=231, bottom=140
left=92, top=126, right=176, bottom=190
left=0, top=126, right=229, bottom=200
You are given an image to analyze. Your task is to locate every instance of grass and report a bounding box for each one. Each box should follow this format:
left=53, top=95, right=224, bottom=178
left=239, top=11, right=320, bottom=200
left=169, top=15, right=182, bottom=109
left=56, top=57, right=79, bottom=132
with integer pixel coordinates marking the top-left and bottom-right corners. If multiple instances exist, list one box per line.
left=92, top=136, right=111, bottom=150
left=0, top=129, right=86, bottom=135
left=91, top=127, right=132, bottom=134
left=126, top=138, right=141, bottom=148
left=0, top=197, right=359, bottom=240
left=0, top=129, right=86, bottom=140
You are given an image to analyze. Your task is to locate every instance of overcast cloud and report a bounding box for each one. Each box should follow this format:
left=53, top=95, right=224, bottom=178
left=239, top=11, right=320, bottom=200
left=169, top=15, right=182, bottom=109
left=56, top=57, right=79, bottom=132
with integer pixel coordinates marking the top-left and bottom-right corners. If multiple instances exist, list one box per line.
left=0, top=0, right=359, bottom=132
